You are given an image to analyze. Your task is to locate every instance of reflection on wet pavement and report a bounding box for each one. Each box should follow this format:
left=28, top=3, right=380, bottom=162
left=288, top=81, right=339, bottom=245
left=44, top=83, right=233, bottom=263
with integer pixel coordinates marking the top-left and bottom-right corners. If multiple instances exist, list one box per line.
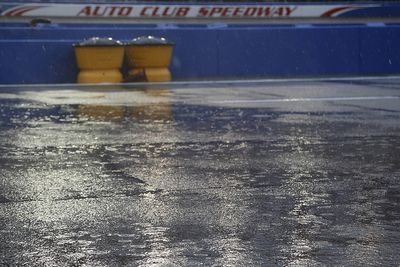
left=1, top=78, right=400, bottom=266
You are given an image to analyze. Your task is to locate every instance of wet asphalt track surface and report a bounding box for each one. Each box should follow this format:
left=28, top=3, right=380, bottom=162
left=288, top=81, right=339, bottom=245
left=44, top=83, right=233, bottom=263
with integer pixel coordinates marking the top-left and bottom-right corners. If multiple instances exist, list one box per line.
left=0, top=77, right=400, bottom=266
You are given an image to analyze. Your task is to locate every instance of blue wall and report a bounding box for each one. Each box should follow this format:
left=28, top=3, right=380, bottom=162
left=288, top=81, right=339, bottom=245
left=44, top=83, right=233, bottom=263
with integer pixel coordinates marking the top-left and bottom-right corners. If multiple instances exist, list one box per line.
left=1, top=23, right=400, bottom=84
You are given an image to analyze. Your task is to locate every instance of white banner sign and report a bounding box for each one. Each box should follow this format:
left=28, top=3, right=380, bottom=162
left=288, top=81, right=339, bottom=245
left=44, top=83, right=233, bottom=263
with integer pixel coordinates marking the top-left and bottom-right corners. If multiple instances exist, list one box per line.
left=1, top=3, right=376, bottom=18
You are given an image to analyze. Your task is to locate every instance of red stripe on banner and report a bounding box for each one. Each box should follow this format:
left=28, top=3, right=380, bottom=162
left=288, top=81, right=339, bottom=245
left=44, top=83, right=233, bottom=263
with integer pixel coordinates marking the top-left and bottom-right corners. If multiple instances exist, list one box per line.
left=4, top=6, right=46, bottom=17
left=321, top=6, right=355, bottom=17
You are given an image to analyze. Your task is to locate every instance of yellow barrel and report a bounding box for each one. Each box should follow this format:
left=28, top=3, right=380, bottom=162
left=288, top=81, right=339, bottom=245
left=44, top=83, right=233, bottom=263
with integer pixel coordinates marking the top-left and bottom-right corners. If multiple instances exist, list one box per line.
left=125, top=36, right=174, bottom=82
left=74, top=37, right=124, bottom=83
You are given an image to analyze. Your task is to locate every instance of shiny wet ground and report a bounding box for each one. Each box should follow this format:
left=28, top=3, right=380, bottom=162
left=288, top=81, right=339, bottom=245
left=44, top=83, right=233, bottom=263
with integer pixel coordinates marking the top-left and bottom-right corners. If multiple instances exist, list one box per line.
left=1, top=77, right=400, bottom=266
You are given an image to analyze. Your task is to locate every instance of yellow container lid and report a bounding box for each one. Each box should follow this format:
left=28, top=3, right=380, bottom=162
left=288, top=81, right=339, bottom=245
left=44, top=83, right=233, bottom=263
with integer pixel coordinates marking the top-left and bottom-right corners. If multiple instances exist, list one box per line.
left=74, top=37, right=123, bottom=48
left=125, top=36, right=174, bottom=46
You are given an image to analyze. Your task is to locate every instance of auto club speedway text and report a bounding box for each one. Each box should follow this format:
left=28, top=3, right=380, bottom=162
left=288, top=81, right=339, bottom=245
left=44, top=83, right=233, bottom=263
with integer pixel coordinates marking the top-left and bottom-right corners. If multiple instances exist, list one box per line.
left=77, top=5, right=298, bottom=18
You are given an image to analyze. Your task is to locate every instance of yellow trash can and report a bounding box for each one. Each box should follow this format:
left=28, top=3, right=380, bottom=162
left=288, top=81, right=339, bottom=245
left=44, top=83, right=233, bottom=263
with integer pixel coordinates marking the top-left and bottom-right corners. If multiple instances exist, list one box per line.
left=74, top=37, right=124, bottom=83
left=125, top=36, right=174, bottom=82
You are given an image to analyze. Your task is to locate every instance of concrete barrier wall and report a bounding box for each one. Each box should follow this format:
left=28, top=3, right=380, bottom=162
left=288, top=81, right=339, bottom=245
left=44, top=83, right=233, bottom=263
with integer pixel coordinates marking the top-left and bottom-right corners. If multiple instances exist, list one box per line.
left=0, top=23, right=399, bottom=84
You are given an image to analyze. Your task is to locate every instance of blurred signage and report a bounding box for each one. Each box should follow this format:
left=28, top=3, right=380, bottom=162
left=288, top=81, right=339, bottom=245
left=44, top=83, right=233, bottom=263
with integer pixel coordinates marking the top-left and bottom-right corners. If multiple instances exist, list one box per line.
left=0, top=3, right=394, bottom=18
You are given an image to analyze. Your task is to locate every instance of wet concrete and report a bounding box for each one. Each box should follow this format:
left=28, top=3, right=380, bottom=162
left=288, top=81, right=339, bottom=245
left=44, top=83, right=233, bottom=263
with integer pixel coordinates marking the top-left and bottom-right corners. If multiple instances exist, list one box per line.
left=0, top=77, right=400, bottom=266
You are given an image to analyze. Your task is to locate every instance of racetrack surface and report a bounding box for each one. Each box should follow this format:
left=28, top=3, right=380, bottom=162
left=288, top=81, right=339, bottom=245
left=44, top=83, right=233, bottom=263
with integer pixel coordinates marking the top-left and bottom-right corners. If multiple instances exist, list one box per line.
left=1, top=77, right=400, bottom=266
